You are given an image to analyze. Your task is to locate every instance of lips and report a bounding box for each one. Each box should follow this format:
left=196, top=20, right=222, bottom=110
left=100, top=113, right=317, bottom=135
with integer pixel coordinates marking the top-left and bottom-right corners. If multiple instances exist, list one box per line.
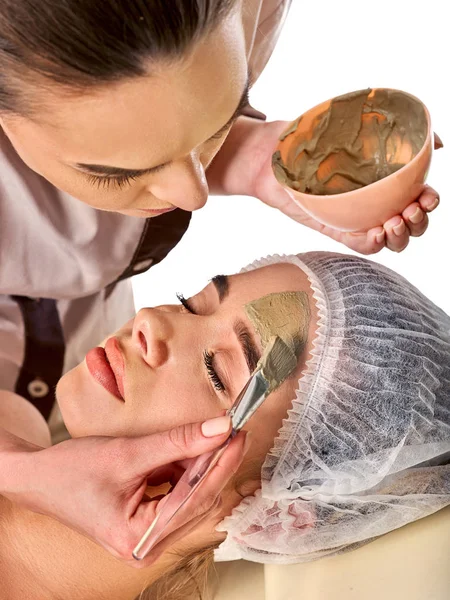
left=138, top=207, right=175, bottom=216
left=86, top=337, right=125, bottom=401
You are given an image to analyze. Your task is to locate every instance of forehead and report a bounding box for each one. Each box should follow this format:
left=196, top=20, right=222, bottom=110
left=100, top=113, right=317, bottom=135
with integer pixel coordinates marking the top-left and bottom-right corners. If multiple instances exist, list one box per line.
left=227, top=263, right=306, bottom=304
left=8, top=12, right=247, bottom=166
left=230, top=264, right=311, bottom=463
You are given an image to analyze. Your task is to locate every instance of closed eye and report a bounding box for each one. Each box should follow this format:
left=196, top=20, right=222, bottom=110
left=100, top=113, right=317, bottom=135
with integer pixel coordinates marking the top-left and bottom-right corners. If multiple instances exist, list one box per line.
left=84, top=163, right=167, bottom=190
left=176, top=292, right=196, bottom=314
left=176, top=293, right=226, bottom=395
left=86, top=173, right=138, bottom=190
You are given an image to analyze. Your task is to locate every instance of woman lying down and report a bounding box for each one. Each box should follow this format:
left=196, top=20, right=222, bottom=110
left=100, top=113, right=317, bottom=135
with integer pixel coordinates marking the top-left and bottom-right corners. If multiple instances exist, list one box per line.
left=1, top=251, right=449, bottom=600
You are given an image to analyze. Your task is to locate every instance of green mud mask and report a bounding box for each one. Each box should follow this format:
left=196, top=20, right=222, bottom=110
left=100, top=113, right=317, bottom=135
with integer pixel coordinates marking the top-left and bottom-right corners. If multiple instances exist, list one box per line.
left=244, top=291, right=310, bottom=390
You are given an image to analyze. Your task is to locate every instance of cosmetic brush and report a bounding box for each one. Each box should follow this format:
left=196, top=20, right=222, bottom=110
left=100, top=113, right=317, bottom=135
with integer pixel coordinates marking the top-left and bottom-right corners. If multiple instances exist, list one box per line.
left=132, top=335, right=297, bottom=561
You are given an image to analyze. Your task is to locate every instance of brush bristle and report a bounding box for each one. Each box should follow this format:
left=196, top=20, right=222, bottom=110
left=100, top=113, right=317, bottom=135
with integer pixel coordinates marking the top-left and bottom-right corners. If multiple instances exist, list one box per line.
left=260, top=336, right=297, bottom=392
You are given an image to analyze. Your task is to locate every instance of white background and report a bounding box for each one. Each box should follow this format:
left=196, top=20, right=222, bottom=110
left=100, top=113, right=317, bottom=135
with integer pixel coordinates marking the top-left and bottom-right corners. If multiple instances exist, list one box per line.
left=133, top=0, right=449, bottom=313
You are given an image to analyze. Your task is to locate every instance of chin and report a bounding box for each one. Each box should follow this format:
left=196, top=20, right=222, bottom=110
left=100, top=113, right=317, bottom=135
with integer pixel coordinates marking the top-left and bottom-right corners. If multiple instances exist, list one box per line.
left=56, top=362, right=128, bottom=439
left=56, top=365, right=95, bottom=438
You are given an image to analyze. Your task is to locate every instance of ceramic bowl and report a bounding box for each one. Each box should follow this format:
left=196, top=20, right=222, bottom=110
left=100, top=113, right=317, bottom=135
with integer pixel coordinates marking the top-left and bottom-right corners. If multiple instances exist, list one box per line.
left=272, top=88, right=433, bottom=232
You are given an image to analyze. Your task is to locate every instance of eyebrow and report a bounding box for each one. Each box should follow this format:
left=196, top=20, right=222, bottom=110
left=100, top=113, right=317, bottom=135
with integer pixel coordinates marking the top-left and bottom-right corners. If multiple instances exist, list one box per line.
left=233, top=320, right=261, bottom=374
left=211, top=274, right=261, bottom=375
left=74, top=77, right=251, bottom=179
left=211, top=274, right=229, bottom=301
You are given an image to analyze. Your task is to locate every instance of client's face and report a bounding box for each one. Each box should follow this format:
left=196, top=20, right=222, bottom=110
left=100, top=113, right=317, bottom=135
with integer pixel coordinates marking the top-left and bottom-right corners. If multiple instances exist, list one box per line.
left=57, top=263, right=314, bottom=455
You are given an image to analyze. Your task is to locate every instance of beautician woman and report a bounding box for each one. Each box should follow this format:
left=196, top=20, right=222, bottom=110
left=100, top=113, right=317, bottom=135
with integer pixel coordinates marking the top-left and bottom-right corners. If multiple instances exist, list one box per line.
left=0, top=0, right=440, bottom=566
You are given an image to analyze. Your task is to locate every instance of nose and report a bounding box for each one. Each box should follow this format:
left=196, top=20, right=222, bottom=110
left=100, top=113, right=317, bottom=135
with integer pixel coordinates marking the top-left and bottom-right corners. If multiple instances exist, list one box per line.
left=132, top=308, right=172, bottom=368
left=147, top=151, right=208, bottom=211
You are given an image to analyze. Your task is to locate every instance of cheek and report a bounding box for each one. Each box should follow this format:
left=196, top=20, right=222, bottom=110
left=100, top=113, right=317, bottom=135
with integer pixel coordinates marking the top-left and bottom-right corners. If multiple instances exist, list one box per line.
left=57, top=352, right=225, bottom=438
left=56, top=365, right=86, bottom=437
left=66, top=180, right=141, bottom=212
left=39, top=162, right=140, bottom=211
left=122, top=370, right=223, bottom=437
left=200, top=136, right=228, bottom=169
left=244, top=386, right=296, bottom=461
left=4, top=127, right=141, bottom=210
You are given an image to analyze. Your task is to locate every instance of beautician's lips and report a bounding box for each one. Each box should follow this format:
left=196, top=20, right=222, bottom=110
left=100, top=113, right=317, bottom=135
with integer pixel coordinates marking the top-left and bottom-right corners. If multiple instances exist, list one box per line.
left=138, top=207, right=176, bottom=216
left=85, top=338, right=125, bottom=401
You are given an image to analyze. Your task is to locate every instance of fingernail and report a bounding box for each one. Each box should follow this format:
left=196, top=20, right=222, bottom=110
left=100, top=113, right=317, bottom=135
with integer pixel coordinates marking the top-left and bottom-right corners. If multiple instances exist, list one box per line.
left=393, top=221, right=406, bottom=236
left=375, top=231, right=385, bottom=244
left=408, top=207, right=424, bottom=224
left=201, top=415, right=231, bottom=437
left=243, top=431, right=252, bottom=455
left=424, top=197, right=439, bottom=212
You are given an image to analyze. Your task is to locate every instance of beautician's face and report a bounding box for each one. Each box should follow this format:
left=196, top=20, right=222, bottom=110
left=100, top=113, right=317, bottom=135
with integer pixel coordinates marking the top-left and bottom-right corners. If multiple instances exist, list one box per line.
left=0, top=11, right=247, bottom=217
left=57, top=264, right=314, bottom=462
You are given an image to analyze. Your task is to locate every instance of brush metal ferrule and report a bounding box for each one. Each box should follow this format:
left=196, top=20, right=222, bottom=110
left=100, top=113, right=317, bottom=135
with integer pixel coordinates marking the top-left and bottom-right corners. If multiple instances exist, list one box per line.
left=228, top=370, right=270, bottom=432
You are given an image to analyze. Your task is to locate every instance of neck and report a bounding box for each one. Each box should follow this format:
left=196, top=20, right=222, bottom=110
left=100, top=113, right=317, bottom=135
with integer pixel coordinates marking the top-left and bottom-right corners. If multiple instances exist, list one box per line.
left=0, top=496, right=180, bottom=600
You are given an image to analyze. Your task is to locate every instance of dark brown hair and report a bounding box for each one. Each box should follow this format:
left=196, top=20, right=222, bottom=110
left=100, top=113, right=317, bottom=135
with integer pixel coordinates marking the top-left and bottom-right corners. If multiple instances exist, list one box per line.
left=0, top=0, right=236, bottom=114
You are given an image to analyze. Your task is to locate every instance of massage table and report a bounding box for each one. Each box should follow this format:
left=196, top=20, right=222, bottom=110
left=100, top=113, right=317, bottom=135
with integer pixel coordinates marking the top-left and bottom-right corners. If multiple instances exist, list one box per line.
left=208, top=506, right=450, bottom=600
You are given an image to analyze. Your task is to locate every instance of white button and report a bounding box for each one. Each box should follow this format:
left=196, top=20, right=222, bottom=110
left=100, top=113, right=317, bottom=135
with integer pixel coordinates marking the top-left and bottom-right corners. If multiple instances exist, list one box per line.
left=133, top=258, right=154, bottom=272
left=28, top=379, right=49, bottom=398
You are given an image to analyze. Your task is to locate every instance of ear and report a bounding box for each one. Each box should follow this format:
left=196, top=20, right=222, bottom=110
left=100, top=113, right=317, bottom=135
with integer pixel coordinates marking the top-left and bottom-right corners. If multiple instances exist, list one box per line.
left=217, top=456, right=262, bottom=522
left=235, top=473, right=261, bottom=499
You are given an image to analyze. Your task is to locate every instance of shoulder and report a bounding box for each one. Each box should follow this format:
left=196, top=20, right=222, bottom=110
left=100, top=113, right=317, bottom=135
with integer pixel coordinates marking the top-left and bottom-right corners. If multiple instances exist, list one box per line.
left=0, top=391, right=52, bottom=448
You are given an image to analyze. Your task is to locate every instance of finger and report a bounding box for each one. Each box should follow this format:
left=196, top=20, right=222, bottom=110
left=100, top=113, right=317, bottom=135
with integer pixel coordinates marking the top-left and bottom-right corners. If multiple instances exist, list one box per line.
left=434, top=132, right=444, bottom=150
left=131, top=431, right=249, bottom=556
left=160, top=432, right=249, bottom=527
left=340, top=227, right=385, bottom=256
left=126, top=415, right=233, bottom=477
left=125, top=499, right=224, bottom=569
left=417, top=185, right=440, bottom=213
left=384, top=216, right=410, bottom=252
left=146, top=464, right=184, bottom=487
left=143, top=493, right=166, bottom=503
left=190, top=430, right=250, bottom=499
left=147, top=495, right=225, bottom=559
left=402, top=202, right=429, bottom=237
left=111, top=509, right=209, bottom=569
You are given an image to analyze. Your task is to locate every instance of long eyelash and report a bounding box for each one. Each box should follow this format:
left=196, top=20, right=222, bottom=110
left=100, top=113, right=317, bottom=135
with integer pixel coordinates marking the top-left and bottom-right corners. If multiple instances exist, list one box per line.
left=176, top=292, right=196, bottom=314
left=177, top=294, right=224, bottom=393
left=86, top=173, right=138, bottom=190
left=203, top=350, right=225, bottom=392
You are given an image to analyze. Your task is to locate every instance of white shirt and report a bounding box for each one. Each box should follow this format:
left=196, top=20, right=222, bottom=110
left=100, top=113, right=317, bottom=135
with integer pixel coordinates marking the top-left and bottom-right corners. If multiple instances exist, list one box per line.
left=0, top=0, right=292, bottom=442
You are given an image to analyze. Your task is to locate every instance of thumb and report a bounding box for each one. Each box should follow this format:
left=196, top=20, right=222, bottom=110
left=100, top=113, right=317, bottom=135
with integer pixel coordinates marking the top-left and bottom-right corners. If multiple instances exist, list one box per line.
left=434, top=132, right=443, bottom=150
left=126, top=415, right=232, bottom=478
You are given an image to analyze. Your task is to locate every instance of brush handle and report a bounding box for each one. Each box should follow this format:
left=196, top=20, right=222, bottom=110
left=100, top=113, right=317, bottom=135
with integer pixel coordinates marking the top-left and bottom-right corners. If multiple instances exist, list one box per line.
left=133, top=434, right=233, bottom=560
left=133, top=369, right=269, bottom=560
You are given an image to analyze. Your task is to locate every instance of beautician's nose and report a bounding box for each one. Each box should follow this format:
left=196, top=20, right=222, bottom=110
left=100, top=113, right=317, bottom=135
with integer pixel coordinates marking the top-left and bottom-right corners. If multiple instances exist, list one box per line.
left=132, top=308, right=173, bottom=368
left=147, top=151, right=208, bottom=211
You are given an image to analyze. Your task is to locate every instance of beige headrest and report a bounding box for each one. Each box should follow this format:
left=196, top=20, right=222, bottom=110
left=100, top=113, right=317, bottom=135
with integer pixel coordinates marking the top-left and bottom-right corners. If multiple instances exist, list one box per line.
left=210, top=506, right=450, bottom=600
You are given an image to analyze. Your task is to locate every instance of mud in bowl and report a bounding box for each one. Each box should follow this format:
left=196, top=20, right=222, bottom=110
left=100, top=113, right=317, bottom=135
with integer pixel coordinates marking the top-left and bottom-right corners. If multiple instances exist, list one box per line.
left=272, top=88, right=433, bottom=232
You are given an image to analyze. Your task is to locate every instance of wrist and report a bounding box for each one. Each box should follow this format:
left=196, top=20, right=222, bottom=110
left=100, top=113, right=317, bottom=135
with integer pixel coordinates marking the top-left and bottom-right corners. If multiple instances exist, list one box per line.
left=207, top=116, right=265, bottom=197
left=207, top=117, right=289, bottom=199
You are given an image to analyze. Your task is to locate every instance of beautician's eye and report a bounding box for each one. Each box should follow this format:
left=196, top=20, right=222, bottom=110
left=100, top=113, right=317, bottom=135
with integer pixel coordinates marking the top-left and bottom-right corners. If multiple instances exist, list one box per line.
left=203, top=351, right=225, bottom=393
left=176, top=293, right=196, bottom=314
left=86, top=173, right=138, bottom=190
